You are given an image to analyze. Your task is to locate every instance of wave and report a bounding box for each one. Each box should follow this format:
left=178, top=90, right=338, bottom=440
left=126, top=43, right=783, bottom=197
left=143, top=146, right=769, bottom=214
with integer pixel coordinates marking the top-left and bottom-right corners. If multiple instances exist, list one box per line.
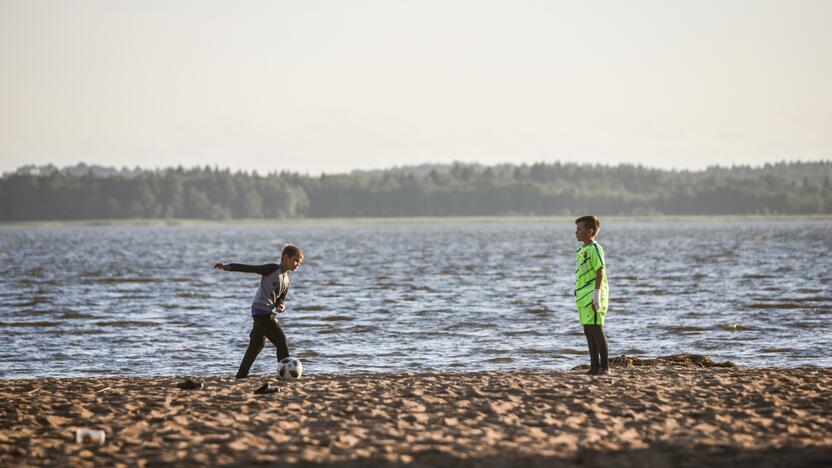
left=748, top=302, right=804, bottom=310
left=94, top=320, right=159, bottom=327
left=8, top=298, right=53, bottom=308
left=343, top=325, right=379, bottom=334
left=444, top=321, right=496, bottom=330
left=59, top=311, right=95, bottom=320
left=485, top=356, right=513, bottom=363
left=663, top=325, right=708, bottom=334
left=742, top=274, right=775, bottom=279
left=504, top=329, right=543, bottom=337
left=0, top=321, right=58, bottom=327
left=82, top=277, right=160, bottom=284
left=796, top=296, right=831, bottom=302
left=319, top=315, right=354, bottom=322
left=518, top=348, right=553, bottom=355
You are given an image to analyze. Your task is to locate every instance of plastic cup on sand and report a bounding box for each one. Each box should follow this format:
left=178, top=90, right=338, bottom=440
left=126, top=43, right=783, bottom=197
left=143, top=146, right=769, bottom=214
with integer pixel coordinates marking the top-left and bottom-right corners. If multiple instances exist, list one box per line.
left=75, top=429, right=106, bottom=444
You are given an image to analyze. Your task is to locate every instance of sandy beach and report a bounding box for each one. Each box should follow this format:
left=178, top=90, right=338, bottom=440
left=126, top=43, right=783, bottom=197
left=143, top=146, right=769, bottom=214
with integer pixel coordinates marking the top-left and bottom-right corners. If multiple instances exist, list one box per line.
left=1, top=360, right=830, bottom=467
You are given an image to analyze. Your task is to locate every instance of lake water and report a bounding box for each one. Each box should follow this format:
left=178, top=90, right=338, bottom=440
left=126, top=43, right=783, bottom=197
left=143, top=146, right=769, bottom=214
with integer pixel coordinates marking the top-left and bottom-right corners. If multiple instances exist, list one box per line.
left=1, top=219, right=830, bottom=379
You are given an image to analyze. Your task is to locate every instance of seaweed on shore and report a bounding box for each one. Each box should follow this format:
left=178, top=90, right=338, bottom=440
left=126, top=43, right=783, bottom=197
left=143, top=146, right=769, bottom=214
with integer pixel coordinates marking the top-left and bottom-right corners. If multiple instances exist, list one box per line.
left=574, top=353, right=737, bottom=370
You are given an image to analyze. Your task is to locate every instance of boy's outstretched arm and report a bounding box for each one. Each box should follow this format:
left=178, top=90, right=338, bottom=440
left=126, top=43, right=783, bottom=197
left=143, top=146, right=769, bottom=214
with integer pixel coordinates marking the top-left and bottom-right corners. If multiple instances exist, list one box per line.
left=213, top=263, right=280, bottom=275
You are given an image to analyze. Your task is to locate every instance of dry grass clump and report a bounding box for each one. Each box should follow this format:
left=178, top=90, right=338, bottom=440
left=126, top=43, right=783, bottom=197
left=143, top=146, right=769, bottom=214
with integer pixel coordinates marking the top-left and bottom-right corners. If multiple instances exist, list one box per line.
left=608, top=353, right=737, bottom=368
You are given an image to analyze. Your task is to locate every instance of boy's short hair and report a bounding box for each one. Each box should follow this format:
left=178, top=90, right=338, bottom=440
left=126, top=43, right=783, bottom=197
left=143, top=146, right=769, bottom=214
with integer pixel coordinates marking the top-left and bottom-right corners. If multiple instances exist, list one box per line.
left=575, top=215, right=600, bottom=233
left=282, top=244, right=304, bottom=260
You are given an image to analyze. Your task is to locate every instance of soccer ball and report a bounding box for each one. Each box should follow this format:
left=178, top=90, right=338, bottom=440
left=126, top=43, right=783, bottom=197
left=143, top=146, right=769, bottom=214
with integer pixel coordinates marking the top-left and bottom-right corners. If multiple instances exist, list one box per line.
left=278, top=357, right=303, bottom=380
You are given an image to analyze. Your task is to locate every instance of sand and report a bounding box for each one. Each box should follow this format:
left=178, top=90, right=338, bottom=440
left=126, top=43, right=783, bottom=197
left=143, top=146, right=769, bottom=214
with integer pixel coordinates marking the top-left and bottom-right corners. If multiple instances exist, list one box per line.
left=1, top=363, right=830, bottom=467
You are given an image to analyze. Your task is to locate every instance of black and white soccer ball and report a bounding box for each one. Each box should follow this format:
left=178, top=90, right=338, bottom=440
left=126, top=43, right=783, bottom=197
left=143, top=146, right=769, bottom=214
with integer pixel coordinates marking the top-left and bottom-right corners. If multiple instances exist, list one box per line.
left=278, top=357, right=303, bottom=380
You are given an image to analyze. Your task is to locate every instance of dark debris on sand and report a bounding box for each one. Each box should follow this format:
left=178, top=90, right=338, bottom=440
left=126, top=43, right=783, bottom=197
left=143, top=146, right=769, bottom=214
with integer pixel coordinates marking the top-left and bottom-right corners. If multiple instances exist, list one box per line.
left=575, top=353, right=737, bottom=371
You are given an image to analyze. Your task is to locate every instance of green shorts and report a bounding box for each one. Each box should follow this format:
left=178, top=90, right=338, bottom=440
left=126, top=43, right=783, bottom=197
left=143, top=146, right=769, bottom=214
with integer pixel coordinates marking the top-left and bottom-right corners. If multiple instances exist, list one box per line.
left=578, top=304, right=606, bottom=326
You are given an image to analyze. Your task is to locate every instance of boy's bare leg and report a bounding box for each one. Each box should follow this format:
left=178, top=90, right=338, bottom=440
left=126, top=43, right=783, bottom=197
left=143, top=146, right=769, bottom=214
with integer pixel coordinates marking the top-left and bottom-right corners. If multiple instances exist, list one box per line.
left=237, top=325, right=266, bottom=378
left=595, top=326, right=609, bottom=374
left=585, top=325, right=609, bottom=375
left=583, top=325, right=599, bottom=374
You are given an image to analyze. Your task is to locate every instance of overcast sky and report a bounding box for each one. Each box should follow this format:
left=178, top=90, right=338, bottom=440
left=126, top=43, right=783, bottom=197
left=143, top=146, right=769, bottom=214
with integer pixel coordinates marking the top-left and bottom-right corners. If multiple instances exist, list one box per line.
left=1, top=0, right=830, bottom=175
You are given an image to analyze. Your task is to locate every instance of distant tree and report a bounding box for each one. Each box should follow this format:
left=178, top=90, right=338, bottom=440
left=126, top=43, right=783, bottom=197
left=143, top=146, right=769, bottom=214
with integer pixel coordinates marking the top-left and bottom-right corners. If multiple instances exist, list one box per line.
left=2, top=160, right=831, bottom=220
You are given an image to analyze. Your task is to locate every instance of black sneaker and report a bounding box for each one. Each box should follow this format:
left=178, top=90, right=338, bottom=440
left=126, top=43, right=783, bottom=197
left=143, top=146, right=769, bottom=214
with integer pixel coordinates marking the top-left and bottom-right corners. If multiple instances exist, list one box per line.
left=176, top=378, right=204, bottom=390
left=254, top=383, right=281, bottom=394
left=235, top=373, right=249, bottom=380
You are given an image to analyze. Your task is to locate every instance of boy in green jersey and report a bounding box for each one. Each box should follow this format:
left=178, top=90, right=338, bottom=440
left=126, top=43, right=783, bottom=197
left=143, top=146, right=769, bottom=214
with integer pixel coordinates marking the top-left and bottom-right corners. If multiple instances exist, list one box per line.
left=574, top=215, right=609, bottom=375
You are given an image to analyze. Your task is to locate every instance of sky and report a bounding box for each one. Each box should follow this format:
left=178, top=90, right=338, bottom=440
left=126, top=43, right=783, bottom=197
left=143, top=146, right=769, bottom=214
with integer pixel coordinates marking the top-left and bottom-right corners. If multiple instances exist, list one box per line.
left=1, top=0, right=830, bottom=175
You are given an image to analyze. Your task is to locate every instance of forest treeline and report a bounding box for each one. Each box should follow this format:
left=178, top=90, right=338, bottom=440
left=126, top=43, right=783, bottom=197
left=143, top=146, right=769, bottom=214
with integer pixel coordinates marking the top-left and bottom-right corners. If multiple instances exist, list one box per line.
left=1, top=161, right=831, bottom=220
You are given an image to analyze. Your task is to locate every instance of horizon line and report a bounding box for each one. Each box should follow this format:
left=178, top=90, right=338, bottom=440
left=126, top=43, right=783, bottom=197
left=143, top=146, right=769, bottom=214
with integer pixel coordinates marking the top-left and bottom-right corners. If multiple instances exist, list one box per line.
left=5, top=157, right=831, bottom=178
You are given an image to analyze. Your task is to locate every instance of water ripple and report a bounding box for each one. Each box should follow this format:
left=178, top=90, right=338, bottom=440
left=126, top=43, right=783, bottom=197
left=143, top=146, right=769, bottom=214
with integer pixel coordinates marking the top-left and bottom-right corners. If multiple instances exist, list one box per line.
left=1, top=219, right=831, bottom=378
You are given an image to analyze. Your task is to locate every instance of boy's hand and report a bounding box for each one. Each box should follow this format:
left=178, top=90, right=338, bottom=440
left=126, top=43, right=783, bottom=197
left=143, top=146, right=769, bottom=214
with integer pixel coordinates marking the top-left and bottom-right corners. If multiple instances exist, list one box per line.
left=592, top=290, right=601, bottom=311
left=277, top=304, right=286, bottom=313
left=214, top=263, right=229, bottom=271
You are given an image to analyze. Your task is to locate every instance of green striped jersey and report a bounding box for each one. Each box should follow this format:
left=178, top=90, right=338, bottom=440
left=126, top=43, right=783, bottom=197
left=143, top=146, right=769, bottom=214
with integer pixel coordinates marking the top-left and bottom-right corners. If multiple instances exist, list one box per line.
left=575, top=241, right=608, bottom=309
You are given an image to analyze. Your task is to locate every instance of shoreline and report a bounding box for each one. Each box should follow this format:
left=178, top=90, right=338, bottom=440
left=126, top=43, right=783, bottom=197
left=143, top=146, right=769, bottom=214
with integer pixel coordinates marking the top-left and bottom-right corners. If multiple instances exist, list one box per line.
left=2, top=366, right=829, bottom=467
left=0, top=354, right=773, bottom=382
left=2, top=213, right=832, bottom=228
